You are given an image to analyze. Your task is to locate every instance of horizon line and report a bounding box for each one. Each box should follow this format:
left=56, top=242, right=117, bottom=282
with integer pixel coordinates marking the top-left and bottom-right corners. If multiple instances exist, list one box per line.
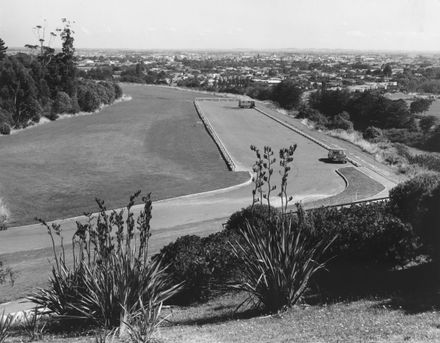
left=7, top=46, right=440, bottom=55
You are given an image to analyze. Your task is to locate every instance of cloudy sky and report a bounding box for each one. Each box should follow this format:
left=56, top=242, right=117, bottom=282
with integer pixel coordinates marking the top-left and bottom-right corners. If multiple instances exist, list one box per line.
left=1, top=0, right=439, bottom=51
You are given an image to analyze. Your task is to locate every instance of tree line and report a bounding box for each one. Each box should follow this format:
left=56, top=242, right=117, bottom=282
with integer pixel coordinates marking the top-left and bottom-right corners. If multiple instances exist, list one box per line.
left=299, top=88, right=440, bottom=152
left=0, top=20, right=122, bottom=135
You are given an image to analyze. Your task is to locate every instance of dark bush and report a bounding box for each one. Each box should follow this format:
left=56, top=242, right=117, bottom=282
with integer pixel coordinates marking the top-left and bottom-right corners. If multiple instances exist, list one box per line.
left=419, top=184, right=440, bottom=260
left=419, top=115, right=438, bottom=133
left=308, top=202, right=419, bottom=267
left=96, top=81, right=116, bottom=105
left=271, top=80, right=302, bottom=110
left=157, top=235, right=208, bottom=304
left=224, top=204, right=279, bottom=233
left=157, top=230, right=240, bottom=305
left=363, top=126, right=383, bottom=141
left=52, top=91, right=72, bottom=115
left=424, top=125, right=440, bottom=152
left=328, top=111, right=354, bottom=131
left=389, top=174, right=440, bottom=260
left=384, top=128, right=424, bottom=146
left=389, top=173, right=440, bottom=226
left=77, top=82, right=101, bottom=112
left=0, top=122, right=10, bottom=135
left=114, top=83, right=123, bottom=99
left=70, top=95, right=80, bottom=113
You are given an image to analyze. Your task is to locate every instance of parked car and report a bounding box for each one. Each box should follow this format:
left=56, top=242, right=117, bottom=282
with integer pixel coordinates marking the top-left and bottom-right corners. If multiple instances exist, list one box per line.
left=328, top=148, right=347, bottom=163
left=238, top=100, right=255, bottom=108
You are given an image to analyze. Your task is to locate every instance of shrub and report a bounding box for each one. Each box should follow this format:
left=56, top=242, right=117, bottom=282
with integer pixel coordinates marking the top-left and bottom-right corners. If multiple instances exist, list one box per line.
left=231, top=145, right=335, bottom=312
left=77, top=82, right=101, bottom=112
left=424, top=125, right=440, bottom=152
left=157, top=235, right=208, bottom=304
left=0, top=198, right=9, bottom=230
left=225, top=204, right=279, bottom=233
left=419, top=184, right=440, bottom=260
left=384, top=128, right=424, bottom=146
left=396, top=144, right=440, bottom=173
left=308, top=203, right=419, bottom=267
left=271, top=80, right=302, bottom=110
left=419, top=115, right=438, bottom=133
left=157, top=230, right=241, bottom=305
left=389, top=174, right=440, bottom=260
left=297, top=105, right=329, bottom=129
left=363, top=126, right=383, bottom=141
left=114, top=83, right=123, bottom=99
left=328, top=111, right=354, bottom=131
left=29, top=192, right=181, bottom=335
left=0, top=260, right=13, bottom=285
left=52, top=91, right=72, bottom=115
left=389, top=173, right=440, bottom=226
left=70, top=95, right=81, bottom=114
left=96, top=81, right=116, bottom=105
left=0, top=122, right=10, bottom=135
left=232, top=205, right=334, bottom=313
left=0, top=311, right=15, bottom=343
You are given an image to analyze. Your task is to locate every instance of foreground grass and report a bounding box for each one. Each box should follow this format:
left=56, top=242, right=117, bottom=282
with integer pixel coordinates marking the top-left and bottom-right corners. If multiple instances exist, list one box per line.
left=6, top=292, right=440, bottom=343
left=158, top=293, right=440, bottom=343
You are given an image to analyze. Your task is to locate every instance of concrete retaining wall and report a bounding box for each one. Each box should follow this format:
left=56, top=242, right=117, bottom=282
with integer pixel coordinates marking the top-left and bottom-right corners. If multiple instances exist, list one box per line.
left=194, top=99, right=238, bottom=171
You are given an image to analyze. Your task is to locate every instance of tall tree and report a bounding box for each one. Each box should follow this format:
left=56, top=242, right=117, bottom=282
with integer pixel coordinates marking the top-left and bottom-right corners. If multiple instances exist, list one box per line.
left=383, top=63, right=392, bottom=77
left=410, top=98, right=433, bottom=114
left=56, top=18, right=76, bottom=96
left=0, top=55, right=41, bottom=127
left=271, top=79, right=302, bottom=110
left=0, top=38, right=7, bottom=60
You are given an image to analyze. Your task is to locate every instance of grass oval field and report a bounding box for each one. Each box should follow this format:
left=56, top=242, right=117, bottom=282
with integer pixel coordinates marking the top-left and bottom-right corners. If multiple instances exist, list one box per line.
left=0, top=84, right=249, bottom=226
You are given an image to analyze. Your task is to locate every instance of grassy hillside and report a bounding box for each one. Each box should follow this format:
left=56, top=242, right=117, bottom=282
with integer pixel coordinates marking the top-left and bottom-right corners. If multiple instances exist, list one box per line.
left=0, top=85, right=248, bottom=226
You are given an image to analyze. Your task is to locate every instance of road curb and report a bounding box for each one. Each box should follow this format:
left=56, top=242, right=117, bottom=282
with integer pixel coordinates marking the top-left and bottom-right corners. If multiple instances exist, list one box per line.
left=194, top=99, right=239, bottom=171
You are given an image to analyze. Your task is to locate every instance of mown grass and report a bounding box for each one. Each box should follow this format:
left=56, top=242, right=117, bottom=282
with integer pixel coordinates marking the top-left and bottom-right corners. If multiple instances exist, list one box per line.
left=0, top=85, right=248, bottom=226
left=6, top=289, right=438, bottom=343
left=158, top=294, right=440, bottom=343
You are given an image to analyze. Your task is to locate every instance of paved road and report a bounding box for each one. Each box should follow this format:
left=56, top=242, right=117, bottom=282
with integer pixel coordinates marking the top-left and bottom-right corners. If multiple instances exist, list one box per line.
left=0, top=93, right=399, bottom=315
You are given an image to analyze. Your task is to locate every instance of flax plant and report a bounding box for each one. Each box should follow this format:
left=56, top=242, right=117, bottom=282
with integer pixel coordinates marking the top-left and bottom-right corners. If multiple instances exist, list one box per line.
left=232, top=145, right=335, bottom=312
left=29, top=192, right=181, bottom=335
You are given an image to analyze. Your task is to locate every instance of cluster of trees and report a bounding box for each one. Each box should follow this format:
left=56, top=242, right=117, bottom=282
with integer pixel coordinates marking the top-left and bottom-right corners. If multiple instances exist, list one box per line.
left=300, top=88, right=440, bottom=152
left=0, top=21, right=122, bottom=135
left=395, top=67, right=440, bottom=94
left=118, top=62, right=170, bottom=85
left=77, top=66, right=114, bottom=81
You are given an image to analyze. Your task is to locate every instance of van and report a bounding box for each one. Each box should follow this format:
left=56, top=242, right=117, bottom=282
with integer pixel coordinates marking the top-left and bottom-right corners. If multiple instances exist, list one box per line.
left=328, top=148, right=347, bottom=163
left=238, top=100, right=255, bottom=108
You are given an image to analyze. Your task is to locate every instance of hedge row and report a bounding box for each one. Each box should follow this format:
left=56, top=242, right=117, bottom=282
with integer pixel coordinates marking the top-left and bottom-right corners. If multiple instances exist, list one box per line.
left=156, top=198, right=423, bottom=305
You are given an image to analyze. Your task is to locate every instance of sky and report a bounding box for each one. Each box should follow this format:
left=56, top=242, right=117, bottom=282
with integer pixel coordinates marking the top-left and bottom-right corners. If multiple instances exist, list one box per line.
left=1, top=0, right=440, bottom=52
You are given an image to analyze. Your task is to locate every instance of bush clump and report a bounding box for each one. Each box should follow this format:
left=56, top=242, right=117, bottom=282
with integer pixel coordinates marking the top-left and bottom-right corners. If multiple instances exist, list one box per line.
left=389, top=173, right=440, bottom=260
left=0, top=122, right=10, bottom=135
left=157, top=230, right=241, bottom=305
left=224, top=204, right=279, bottom=233
left=308, top=202, right=419, bottom=267
left=52, top=91, right=72, bottom=115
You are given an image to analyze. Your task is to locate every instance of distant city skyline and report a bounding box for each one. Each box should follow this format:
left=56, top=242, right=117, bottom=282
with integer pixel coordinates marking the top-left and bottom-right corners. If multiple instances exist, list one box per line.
left=1, top=0, right=440, bottom=52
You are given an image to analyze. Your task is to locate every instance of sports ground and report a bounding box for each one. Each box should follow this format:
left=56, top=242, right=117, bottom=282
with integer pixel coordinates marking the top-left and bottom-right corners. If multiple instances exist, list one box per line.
left=0, top=85, right=393, bottom=305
